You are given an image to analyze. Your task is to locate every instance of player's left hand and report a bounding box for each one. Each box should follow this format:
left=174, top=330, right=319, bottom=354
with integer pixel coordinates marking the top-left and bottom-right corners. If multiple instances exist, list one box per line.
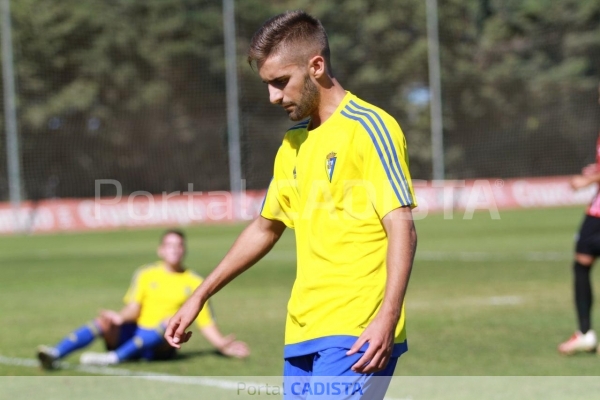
left=346, top=317, right=395, bottom=374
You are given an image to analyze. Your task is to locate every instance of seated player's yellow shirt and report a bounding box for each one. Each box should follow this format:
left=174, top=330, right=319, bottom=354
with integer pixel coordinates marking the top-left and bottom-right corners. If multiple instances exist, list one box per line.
left=123, top=261, right=214, bottom=331
left=261, top=92, right=416, bottom=358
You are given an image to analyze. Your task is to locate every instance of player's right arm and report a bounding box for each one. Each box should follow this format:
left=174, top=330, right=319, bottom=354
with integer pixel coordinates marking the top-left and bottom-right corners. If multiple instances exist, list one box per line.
left=582, top=163, right=599, bottom=176
left=164, top=216, right=286, bottom=348
left=100, top=303, right=141, bottom=325
left=99, top=268, right=145, bottom=326
left=572, top=170, right=600, bottom=190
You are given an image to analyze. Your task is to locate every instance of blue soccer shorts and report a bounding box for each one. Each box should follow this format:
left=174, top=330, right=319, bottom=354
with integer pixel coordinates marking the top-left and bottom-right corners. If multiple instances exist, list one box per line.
left=108, top=322, right=175, bottom=361
left=283, top=347, right=398, bottom=400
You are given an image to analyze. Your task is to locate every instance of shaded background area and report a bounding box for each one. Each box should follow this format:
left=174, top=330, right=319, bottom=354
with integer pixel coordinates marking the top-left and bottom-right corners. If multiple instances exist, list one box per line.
left=0, top=0, right=599, bottom=201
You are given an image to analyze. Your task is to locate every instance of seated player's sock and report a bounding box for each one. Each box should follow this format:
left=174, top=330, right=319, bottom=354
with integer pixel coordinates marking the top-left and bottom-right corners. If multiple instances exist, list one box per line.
left=114, top=327, right=164, bottom=361
left=54, top=322, right=101, bottom=358
left=574, top=261, right=593, bottom=334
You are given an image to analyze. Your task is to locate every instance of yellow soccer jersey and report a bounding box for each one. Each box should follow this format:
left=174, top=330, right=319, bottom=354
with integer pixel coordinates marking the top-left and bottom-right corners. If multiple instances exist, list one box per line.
left=261, top=92, right=416, bottom=358
left=123, top=261, right=214, bottom=330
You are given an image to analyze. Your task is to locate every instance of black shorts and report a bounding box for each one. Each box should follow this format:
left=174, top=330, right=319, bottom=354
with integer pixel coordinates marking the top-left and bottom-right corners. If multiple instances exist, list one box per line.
left=576, top=215, right=600, bottom=256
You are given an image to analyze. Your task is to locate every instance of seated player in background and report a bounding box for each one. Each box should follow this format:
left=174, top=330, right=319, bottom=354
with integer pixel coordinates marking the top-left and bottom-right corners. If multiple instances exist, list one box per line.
left=37, top=229, right=249, bottom=369
left=558, top=116, right=600, bottom=354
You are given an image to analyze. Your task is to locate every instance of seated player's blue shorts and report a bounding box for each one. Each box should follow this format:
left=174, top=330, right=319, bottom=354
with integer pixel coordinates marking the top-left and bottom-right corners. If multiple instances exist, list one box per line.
left=108, top=322, right=175, bottom=361
left=283, top=347, right=398, bottom=400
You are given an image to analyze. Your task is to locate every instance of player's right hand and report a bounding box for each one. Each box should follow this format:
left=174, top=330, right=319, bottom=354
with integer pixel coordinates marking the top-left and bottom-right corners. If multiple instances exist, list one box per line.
left=164, top=298, right=202, bottom=348
left=571, top=175, right=591, bottom=190
left=100, top=309, right=123, bottom=326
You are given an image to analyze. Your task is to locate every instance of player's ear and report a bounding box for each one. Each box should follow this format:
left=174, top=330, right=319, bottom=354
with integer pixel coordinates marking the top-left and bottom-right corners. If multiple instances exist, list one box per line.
left=308, top=55, right=326, bottom=79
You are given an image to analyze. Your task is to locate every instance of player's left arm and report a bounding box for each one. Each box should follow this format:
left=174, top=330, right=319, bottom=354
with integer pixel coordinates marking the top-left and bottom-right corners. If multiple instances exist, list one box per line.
left=347, top=206, right=417, bottom=373
left=165, top=216, right=287, bottom=348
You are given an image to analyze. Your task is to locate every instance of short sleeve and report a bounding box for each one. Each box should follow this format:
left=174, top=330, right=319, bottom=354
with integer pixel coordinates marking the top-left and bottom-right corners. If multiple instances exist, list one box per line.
left=260, top=145, right=297, bottom=228
left=123, top=269, right=144, bottom=305
left=195, top=301, right=216, bottom=329
left=361, top=117, right=417, bottom=218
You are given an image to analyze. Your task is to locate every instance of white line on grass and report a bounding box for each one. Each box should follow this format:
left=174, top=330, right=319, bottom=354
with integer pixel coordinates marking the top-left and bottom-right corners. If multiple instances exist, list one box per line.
left=416, top=251, right=570, bottom=262
left=0, top=248, right=570, bottom=263
left=488, top=296, right=523, bottom=305
left=0, top=236, right=237, bottom=261
left=264, top=250, right=571, bottom=263
left=0, top=354, right=248, bottom=389
left=0, top=355, right=407, bottom=400
left=407, top=295, right=524, bottom=311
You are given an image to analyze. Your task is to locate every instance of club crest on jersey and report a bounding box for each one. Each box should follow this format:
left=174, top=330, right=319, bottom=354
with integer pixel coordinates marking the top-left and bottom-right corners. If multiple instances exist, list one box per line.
left=325, top=152, right=337, bottom=182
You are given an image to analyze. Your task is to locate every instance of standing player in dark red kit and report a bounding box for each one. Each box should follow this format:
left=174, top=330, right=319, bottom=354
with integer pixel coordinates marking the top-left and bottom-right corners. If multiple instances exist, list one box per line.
left=559, top=85, right=600, bottom=354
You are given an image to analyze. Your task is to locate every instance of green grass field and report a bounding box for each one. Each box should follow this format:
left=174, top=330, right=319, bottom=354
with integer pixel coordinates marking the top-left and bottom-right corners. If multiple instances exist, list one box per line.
left=1, top=206, right=599, bottom=381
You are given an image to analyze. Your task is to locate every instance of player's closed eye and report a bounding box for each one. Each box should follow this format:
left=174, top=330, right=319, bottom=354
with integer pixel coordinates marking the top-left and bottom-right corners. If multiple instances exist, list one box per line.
left=271, top=78, right=288, bottom=89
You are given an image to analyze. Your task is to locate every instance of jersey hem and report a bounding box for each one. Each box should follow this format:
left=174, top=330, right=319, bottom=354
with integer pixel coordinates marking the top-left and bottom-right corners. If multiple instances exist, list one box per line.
left=283, top=335, right=407, bottom=358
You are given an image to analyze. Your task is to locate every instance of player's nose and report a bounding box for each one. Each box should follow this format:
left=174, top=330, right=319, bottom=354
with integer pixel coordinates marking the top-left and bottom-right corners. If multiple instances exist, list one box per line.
left=268, top=85, right=283, bottom=105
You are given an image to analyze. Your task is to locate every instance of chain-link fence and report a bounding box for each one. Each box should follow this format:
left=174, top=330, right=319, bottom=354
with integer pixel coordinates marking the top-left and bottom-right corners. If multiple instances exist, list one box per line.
left=0, top=0, right=599, bottom=202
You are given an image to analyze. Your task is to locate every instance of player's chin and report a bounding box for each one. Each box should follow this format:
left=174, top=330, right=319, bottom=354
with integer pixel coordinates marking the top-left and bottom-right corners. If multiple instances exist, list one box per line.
left=286, top=109, right=305, bottom=122
left=166, top=256, right=183, bottom=265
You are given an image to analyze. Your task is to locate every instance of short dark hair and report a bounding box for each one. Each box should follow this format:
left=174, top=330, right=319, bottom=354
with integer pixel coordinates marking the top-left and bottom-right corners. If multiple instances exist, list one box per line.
left=248, top=10, right=332, bottom=74
left=160, top=229, right=185, bottom=244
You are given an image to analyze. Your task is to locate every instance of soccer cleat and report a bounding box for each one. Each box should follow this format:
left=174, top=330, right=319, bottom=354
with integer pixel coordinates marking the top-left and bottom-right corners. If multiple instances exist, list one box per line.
left=558, top=330, right=598, bottom=355
left=79, top=351, right=119, bottom=366
left=37, top=345, right=59, bottom=370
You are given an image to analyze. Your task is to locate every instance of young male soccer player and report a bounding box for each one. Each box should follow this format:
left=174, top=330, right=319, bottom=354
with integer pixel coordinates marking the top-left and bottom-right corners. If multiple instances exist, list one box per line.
left=37, top=229, right=249, bottom=369
left=165, top=11, right=417, bottom=398
left=558, top=126, right=600, bottom=355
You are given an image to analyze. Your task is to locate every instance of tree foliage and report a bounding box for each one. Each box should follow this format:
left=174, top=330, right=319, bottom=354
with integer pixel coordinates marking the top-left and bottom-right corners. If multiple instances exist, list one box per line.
left=1, top=0, right=599, bottom=199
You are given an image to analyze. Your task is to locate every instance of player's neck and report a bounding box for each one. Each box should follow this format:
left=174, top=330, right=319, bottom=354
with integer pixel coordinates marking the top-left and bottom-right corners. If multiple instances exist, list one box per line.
left=163, top=261, right=184, bottom=273
left=309, top=79, right=346, bottom=130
